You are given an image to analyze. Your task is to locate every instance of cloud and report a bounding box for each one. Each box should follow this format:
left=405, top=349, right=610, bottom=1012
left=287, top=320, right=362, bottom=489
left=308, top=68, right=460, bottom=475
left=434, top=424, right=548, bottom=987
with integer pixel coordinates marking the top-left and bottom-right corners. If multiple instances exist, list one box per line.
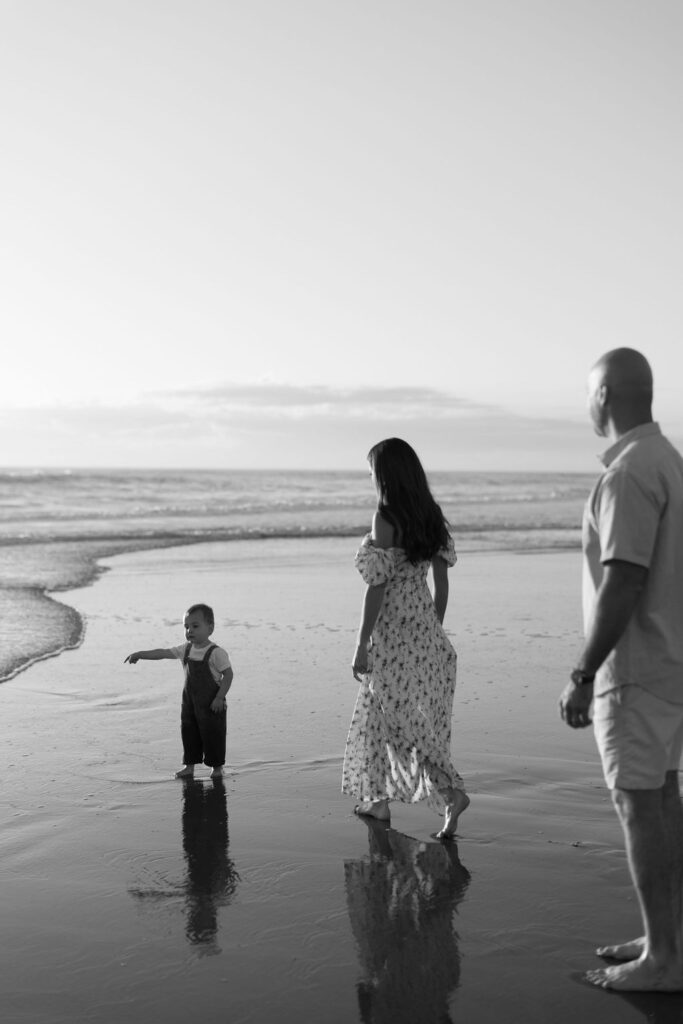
left=0, top=381, right=605, bottom=470
left=157, top=382, right=504, bottom=421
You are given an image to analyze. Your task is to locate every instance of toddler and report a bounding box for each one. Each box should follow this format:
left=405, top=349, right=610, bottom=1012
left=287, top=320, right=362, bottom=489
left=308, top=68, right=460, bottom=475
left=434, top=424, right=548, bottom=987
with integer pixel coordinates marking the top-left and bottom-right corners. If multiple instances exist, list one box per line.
left=126, top=603, right=233, bottom=779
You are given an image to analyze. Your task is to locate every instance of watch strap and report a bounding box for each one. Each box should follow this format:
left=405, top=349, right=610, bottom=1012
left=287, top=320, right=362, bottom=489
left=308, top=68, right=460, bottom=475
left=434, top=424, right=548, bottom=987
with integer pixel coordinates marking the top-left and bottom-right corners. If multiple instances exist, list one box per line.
left=570, top=668, right=595, bottom=687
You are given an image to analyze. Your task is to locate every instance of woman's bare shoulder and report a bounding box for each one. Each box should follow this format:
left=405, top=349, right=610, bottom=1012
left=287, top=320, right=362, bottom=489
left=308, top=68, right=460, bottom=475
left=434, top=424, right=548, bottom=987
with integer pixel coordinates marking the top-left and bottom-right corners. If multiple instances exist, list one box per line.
left=372, top=509, right=396, bottom=549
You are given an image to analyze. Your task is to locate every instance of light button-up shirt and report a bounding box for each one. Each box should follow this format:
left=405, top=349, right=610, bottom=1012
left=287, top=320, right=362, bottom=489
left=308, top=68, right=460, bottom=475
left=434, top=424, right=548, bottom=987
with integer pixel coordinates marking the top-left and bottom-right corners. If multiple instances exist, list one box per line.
left=583, top=422, right=683, bottom=701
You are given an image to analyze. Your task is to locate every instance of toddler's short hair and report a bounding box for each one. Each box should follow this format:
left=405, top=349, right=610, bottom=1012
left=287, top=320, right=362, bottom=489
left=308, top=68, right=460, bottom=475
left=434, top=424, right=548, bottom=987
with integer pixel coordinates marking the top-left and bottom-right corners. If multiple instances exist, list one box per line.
left=186, top=603, right=215, bottom=627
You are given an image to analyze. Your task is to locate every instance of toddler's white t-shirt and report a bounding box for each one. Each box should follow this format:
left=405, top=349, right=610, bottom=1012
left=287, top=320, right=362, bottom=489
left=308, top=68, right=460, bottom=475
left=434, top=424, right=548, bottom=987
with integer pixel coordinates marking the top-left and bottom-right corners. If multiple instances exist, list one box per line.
left=169, top=643, right=231, bottom=684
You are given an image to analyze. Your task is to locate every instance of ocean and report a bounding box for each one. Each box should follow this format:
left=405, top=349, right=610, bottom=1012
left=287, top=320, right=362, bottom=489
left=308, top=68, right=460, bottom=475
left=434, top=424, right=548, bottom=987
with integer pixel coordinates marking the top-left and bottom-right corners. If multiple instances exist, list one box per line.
left=0, top=468, right=596, bottom=684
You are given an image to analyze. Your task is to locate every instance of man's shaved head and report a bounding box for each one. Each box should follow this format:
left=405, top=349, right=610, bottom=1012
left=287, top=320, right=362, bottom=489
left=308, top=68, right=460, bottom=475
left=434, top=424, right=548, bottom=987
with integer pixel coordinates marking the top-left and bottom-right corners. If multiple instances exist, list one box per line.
left=590, top=348, right=653, bottom=402
left=588, top=348, right=653, bottom=438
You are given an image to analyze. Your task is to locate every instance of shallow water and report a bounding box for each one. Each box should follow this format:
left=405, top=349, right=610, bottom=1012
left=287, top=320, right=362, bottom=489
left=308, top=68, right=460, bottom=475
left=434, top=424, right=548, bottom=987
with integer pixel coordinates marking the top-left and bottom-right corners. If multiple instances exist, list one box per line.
left=3, top=540, right=681, bottom=1023
left=3, top=754, right=677, bottom=1024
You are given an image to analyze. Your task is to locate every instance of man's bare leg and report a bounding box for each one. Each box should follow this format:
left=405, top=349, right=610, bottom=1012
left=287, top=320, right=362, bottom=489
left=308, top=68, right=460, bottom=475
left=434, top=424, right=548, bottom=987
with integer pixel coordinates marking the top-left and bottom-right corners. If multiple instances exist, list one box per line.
left=587, top=778, right=683, bottom=991
left=596, top=772, right=683, bottom=963
left=667, top=770, right=683, bottom=955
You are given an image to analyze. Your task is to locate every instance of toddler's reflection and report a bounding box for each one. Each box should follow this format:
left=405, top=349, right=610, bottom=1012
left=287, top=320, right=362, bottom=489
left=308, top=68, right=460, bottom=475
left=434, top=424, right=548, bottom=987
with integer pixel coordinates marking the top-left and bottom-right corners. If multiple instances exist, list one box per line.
left=181, top=778, right=238, bottom=951
left=345, top=821, right=470, bottom=1024
left=130, top=778, right=238, bottom=956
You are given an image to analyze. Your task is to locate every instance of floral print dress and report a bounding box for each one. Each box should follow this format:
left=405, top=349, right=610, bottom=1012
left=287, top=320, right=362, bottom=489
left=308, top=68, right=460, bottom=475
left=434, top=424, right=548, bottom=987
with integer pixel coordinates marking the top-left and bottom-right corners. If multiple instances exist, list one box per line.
left=342, top=533, right=465, bottom=810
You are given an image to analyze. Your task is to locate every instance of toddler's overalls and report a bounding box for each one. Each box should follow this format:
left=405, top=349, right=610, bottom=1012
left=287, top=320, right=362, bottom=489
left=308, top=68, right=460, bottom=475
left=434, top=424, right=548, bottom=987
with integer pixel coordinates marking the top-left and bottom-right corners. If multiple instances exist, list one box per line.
left=180, top=643, right=226, bottom=768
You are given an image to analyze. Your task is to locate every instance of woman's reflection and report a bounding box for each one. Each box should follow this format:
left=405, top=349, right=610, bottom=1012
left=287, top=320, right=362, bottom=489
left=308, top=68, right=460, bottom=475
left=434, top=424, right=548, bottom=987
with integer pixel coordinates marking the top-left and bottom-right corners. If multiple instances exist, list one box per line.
left=345, top=820, right=470, bottom=1024
left=130, top=778, right=238, bottom=956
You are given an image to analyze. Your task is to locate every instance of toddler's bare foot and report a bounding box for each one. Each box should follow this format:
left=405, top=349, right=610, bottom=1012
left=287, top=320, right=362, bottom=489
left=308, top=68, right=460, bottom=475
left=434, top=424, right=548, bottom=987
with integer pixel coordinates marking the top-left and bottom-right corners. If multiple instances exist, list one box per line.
left=586, top=955, right=683, bottom=991
left=436, top=790, right=470, bottom=839
left=210, top=767, right=223, bottom=779
left=175, top=765, right=195, bottom=779
left=596, top=936, right=645, bottom=961
left=354, top=799, right=390, bottom=821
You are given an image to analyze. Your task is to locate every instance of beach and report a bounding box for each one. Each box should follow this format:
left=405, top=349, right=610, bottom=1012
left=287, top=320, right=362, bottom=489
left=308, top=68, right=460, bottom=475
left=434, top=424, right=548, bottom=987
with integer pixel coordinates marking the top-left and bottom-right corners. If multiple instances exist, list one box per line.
left=3, top=536, right=680, bottom=1023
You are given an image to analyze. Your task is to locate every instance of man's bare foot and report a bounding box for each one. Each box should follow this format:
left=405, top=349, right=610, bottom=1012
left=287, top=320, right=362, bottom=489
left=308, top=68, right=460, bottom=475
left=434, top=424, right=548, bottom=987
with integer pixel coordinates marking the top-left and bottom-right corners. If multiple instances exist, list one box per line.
left=354, top=799, right=390, bottom=821
left=596, top=936, right=646, bottom=961
left=210, top=767, right=223, bottom=779
left=175, top=765, right=195, bottom=779
left=436, top=790, right=470, bottom=839
left=586, top=955, right=683, bottom=992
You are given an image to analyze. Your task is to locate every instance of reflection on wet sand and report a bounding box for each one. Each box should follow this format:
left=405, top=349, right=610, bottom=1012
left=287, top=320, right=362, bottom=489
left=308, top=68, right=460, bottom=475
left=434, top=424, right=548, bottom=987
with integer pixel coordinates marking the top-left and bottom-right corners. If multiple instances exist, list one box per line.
left=610, top=987, right=683, bottom=1023
left=345, top=820, right=470, bottom=1024
left=130, top=778, right=239, bottom=955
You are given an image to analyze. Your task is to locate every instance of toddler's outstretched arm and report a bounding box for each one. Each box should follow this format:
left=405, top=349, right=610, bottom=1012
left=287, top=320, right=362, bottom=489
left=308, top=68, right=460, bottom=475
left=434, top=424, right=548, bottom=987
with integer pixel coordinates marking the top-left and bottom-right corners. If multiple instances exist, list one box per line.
left=125, top=649, right=174, bottom=664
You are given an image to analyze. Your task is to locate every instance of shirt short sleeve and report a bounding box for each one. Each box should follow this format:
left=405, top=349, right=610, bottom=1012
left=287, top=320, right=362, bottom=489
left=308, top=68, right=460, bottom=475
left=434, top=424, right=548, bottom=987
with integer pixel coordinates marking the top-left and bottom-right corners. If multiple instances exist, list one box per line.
left=210, top=646, right=231, bottom=673
left=596, top=468, right=661, bottom=568
left=169, top=644, right=187, bottom=660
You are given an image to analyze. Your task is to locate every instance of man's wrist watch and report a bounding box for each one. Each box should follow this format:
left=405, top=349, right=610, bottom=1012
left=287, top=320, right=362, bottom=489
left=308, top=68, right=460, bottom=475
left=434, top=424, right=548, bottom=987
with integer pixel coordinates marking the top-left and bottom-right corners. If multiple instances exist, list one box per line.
left=570, top=668, right=595, bottom=687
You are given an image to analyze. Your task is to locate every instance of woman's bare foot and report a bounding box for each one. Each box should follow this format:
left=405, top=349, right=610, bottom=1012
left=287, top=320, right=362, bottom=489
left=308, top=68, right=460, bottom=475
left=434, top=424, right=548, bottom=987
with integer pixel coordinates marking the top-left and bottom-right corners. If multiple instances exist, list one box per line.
left=175, top=765, right=195, bottom=779
left=436, top=790, right=470, bottom=839
left=354, top=799, right=390, bottom=821
left=586, top=954, right=683, bottom=991
left=210, top=767, right=223, bottom=779
left=596, top=936, right=645, bottom=961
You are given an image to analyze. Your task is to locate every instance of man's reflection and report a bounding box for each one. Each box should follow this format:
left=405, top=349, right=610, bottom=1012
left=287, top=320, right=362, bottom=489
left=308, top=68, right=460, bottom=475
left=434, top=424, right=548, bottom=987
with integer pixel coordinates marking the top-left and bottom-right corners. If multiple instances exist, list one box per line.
left=609, top=988, right=683, bottom=1024
left=345, top=821, right=470, bottom=1024
left=130, top=778, right=238, bottom=956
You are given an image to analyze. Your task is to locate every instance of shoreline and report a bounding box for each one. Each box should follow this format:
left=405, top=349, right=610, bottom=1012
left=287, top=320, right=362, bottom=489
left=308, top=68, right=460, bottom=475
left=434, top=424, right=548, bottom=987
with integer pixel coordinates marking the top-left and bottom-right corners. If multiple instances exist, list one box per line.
left=0, top=528, right=581, bottom=686
left=0, top=591, right=84, bottom=684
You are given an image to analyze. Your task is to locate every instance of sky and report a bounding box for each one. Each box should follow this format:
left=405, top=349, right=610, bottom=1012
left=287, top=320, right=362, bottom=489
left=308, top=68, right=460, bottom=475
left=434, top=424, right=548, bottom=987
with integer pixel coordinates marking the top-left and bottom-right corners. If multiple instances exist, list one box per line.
left=2, top=0, right=683, bottom=471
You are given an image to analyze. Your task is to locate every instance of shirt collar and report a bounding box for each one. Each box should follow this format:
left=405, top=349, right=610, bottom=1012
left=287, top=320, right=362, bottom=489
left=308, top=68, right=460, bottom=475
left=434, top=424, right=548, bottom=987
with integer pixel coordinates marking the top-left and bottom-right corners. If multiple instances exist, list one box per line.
left=599, top=421, right=661, bottom=467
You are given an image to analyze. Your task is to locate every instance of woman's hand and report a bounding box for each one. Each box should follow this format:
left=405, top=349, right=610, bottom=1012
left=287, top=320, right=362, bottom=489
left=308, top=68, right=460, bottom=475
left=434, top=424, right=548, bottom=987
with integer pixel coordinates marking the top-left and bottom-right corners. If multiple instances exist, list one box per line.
left=210, top=695, right=226, bottom=714
left=352, top=642, right=371, bottom=681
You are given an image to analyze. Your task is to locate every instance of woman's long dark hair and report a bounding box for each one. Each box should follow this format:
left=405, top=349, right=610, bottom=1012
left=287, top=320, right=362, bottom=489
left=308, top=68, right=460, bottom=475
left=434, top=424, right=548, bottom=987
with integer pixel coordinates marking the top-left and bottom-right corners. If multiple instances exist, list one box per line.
left=368, top=438, right=450, bottom=563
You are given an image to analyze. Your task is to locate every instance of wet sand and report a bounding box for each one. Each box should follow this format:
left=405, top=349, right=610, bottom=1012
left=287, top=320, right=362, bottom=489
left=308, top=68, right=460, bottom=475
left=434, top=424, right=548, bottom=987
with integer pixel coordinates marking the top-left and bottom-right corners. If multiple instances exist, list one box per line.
left=2, top=538, right=681, bottom=1024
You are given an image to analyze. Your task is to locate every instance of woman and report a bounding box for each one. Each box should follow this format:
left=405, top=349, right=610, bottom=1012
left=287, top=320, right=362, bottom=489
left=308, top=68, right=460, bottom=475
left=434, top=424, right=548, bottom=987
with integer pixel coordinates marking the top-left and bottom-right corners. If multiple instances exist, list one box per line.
left=342, top=438, right=469, bottom=839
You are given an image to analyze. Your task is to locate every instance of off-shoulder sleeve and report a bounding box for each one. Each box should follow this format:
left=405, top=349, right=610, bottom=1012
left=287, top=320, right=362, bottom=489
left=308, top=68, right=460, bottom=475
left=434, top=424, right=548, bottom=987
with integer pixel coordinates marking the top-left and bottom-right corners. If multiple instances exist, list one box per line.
left=435, top=534, right=457, bottom=567
left=354, top=533, right=397, bottom=585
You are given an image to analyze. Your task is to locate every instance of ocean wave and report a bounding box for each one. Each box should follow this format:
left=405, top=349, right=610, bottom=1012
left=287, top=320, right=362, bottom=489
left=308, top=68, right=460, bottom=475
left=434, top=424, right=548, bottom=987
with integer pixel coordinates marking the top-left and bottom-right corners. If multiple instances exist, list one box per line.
left=0, top=519, right=582, bottom=548
left=0, top=467, right=590, bottom=686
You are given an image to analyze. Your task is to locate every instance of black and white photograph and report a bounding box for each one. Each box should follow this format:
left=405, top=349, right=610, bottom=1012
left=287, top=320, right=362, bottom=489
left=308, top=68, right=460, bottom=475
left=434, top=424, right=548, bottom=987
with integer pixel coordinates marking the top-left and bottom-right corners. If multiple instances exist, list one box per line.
left=2, top=2, right=683, bottom=1022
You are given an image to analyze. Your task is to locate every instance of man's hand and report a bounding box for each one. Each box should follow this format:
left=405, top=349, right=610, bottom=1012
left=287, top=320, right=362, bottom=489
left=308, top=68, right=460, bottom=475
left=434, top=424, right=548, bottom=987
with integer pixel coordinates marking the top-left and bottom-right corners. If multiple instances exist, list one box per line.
left=559, top=680, right=594, bottom=728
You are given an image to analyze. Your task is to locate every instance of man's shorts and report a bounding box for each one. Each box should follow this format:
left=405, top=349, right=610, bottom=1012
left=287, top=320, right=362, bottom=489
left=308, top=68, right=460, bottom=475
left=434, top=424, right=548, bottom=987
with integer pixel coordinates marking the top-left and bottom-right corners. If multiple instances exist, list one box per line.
left=593, top=684, right=683, bottom=790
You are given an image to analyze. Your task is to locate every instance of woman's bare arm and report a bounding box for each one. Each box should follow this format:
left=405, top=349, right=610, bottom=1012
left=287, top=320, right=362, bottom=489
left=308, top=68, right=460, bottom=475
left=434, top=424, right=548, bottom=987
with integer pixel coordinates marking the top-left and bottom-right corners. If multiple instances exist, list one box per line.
left=431, top=556, right=449, bottom=624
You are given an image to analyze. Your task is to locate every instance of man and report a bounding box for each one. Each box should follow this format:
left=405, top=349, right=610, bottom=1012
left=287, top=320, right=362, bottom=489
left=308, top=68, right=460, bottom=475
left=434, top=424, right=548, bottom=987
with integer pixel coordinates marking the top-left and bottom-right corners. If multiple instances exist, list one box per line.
left=560, top=347, right=683, bottom=992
